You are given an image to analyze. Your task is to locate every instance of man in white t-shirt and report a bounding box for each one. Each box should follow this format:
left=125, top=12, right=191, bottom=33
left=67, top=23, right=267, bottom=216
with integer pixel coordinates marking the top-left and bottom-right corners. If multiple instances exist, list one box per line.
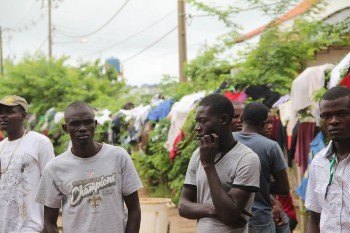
left=178, top=94, right=261, bottom=233
left=36, top=101, right=143, bottom=233
left=0, top=95, right=55, bottom=232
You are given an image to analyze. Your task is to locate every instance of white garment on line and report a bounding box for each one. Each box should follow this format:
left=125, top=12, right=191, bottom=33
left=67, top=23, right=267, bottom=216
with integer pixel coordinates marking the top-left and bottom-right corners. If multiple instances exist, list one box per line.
left=291, top=64, right=334, bottom=125
left=328, top=52, right=350, bottom=88
left=119, top=105, right=152, bottom=132
left=165, top=91, right=205, bottom=151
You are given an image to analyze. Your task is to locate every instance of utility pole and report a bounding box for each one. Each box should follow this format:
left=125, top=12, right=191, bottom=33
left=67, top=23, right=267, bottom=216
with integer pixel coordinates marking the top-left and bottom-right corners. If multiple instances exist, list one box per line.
left=48, top=0, right=52, bottom=58
left=178, top=0, right=187, bottom=83
left=0, top=27, right=3, bottom=76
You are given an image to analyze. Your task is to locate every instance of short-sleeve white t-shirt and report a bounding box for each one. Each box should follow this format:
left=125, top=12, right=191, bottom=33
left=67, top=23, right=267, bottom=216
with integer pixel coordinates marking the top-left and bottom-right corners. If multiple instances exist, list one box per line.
left=36, top=143, right=142, bottom=233
left=0, top=131, right=55, bottom=233
left=184, top=142, right=261, bottom=233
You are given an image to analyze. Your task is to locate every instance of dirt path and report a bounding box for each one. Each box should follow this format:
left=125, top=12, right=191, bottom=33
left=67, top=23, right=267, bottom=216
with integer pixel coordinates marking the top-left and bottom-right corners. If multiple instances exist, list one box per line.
left=168, top=207, right=196, bottom=233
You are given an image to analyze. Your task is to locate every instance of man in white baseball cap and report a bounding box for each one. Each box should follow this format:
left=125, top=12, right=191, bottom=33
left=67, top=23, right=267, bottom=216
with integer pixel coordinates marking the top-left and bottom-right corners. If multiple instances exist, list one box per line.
left=0, top=95, right=55, bottom=232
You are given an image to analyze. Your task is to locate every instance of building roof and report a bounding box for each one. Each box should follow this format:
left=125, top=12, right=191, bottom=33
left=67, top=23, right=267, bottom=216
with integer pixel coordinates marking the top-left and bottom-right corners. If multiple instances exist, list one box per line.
left=235, top=0, right=318, bottom=43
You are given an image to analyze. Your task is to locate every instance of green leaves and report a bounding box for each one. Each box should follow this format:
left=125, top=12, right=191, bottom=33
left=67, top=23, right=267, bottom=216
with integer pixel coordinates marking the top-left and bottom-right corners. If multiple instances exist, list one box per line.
left=0, top=55, right=127, bottom=115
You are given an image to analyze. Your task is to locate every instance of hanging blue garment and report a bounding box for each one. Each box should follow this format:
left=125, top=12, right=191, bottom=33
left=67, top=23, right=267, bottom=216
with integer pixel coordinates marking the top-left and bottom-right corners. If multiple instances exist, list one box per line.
left=310, top=132, right=326, bottom=157
left=147, top=99, right=173, bottom=122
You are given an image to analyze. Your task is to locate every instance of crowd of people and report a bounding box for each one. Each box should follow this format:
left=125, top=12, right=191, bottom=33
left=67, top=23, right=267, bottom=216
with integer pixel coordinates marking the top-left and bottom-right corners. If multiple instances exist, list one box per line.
left=0, top=86, right=349, bottom=233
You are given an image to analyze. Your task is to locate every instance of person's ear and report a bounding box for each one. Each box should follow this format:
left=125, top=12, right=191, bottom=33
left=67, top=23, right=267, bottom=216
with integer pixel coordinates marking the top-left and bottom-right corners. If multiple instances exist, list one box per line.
left=21, top=111, right=27, bottom=120
left=62, top=124, right=68, bottom=134
left=220, top=113, right=230, bottom=125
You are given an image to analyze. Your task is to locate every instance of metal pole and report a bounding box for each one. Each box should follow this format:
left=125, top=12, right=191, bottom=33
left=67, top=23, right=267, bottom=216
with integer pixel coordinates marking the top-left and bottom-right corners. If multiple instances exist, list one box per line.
left=48, top=0, right=52, bottom=58
left=0, top=27, right=3, bottom=76
left=178, top=0, right=187, bottom=83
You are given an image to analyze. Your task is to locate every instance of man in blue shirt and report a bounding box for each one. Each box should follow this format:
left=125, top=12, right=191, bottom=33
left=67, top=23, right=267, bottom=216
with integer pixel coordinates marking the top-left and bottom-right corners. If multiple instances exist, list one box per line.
left=233, top=102, right=290, bottom=233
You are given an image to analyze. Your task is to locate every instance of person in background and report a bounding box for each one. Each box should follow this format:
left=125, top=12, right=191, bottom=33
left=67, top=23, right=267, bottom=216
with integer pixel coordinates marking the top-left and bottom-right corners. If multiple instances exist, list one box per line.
left=0, top=95, right=55, bottom=232
left=264, top=112, right=298, bottom=232
left=179, top=94, right=261, bottom=233
left=231, top=101, right=244, bottom=132
left=233, top=102, right=290, bottom=233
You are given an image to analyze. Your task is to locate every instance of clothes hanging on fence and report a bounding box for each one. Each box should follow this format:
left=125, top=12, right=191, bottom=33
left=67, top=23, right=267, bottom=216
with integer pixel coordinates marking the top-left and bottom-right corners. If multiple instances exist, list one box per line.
left=270, top=116, right=287, bottom=153
left=272, top=95, right=290, bottom=109
left=119, top=105, right=152, bottom=132
left=147, top=99, right=173, bottom=122
left=169, top=132, right=183, bottom=160
left=329, top=52, right=350, bottom=88
left=291, top=64, right=334, bottom=124
left=310, top=132, right=326, bottom=158
left=296, top=131, right=326, bottom=201
left=224, top=91, right=247, bottom=103
left=294, top=122, right=319, bottom=175
left=165, top=92, right=205, bottom=152
left=339, top=71, right=350, bottom=88
left=95, top=109, right=112, bottom=125
left=245, top=85, right=281, bottom=108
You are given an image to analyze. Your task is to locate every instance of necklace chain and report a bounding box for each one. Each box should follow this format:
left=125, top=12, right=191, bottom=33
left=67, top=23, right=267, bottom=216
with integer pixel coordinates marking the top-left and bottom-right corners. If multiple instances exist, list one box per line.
left=0, top=130, right=27, bottom=177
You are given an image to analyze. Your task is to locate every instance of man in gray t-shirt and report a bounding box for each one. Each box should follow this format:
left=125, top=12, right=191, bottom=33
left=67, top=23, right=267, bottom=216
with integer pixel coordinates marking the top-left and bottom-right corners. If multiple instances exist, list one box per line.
left=36, top=101, right=142, bottom=233
left=233, top=102, right=289, bottom=233
left=179, top=94, right=261, bottom=233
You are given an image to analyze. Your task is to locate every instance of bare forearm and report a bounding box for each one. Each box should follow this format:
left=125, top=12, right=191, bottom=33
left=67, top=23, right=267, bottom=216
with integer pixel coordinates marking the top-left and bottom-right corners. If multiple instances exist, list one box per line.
left=204, top=165, right=241, bottom=224
left=179, top=200, right=216, bottom=219
left=43, top=223, right=59, bottom=233
left=307, top=212, right=320, bottom=233
left=125, top=209, right=141, bottom=233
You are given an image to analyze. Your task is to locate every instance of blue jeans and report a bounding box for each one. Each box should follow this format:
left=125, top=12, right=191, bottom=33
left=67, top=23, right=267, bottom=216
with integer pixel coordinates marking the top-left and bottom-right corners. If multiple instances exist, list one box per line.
left=275, top=212, right=291, bottom=233
left=249, top=220, right=276, bottom=233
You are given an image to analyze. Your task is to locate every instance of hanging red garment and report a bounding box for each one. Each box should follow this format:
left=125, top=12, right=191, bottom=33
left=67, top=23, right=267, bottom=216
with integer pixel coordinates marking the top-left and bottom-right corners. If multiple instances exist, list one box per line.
left=339, top=72, right=350, bottom=88
left=276, top=194, right=298, bottom=222
left=0, top=131, right=3, bottom=141
left=294, top=122, right=318, bottom=175
left=224, top=91, right=247, bottom=102
left=170, top=132, right=183, bottom=160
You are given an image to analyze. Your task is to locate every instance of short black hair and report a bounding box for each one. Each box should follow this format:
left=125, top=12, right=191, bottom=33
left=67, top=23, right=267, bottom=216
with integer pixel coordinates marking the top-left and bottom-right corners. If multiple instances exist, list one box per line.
left=64, top=101, right=95, bottom=120
left=199, top=94, right=234, bottom=121
left=321, top=86, right=350, bottom=101
left=242, top=102, right=269, bottom=126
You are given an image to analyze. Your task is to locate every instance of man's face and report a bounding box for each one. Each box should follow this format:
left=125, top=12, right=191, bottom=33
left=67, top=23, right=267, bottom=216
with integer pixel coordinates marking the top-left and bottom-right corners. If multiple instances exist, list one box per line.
left=63, top=107, right=97, bottom=146
left=0, top=105, right=25, bottom=133
left=231, top=104, right=244, bottom=132
left=195, top=105, right=221, bottom=141
left=263, top=113, right=274, bottom=138
left=320, top=96, right=350, bottom=142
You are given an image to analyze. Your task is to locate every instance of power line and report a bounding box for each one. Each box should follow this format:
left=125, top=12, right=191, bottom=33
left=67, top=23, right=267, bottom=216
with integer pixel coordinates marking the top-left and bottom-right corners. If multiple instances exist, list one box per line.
left=84, top=9, right=177, bottom=56
left=11, top=1, right=40, bottom=29
left=122, top=26, right=177, bottom=63
left=35, top=37, right=48, bottom=52
left=56, top=0, right=132, bottom=39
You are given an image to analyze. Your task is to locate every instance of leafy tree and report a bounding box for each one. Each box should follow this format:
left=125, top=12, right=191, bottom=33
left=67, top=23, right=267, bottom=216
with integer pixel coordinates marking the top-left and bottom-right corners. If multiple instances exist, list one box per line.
left=0, top=55, right=128, bottom=115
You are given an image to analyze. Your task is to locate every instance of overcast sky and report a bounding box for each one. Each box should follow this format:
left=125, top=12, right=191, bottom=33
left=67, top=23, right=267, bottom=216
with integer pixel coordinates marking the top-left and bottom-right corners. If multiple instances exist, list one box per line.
left=0, top=0, right=273, bottom=86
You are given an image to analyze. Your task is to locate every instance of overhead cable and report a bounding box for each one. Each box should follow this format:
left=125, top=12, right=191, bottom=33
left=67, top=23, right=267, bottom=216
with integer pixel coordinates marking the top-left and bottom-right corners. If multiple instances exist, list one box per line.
left=57, top=0, right=132, bottom=38
left=85, top=9, right=177, bottom=56
left=122, top=26, right=177, bottom=63
left=35, top=37, right=48, bottom=52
